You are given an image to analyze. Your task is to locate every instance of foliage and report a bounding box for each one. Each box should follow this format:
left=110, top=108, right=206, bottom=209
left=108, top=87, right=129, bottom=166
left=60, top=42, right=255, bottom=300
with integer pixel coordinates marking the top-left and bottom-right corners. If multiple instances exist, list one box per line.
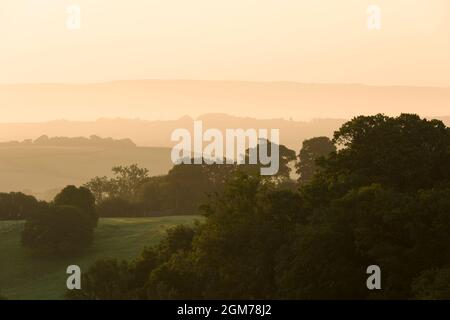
left=84, top=164, right=149, bottom=203
left=54, top=185, right=97, bottom=227
left=412, top=268, right=450, bottom=300
left=244, top=140, right=297, bottom=179
left=20, top=186, right=97, bottom=256
left=65, top=259, right=132, bottom=300
left=122, top=141, right=296, bottom=217
left=62, top=114, right=450, bottom=299
left=0, top=192, right=40, bottom=220
left=21, top=204, right=94, bottom=255
left=326, top=113, right=450, bottom=191
left=296, top=136, right=336, bottom=184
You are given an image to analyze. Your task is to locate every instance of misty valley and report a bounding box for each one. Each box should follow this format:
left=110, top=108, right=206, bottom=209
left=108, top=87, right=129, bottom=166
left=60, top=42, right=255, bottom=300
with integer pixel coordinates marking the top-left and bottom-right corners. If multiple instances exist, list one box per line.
left=1, top=114, right=450, bottom=301
left=1, top=1, right=450, bottom=307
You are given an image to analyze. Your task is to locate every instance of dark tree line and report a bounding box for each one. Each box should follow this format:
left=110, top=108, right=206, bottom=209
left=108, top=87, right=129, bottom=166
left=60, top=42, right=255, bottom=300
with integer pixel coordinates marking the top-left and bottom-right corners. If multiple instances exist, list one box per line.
left=85, top=143, right=297, bottom=217
left=67, top=114, right=450, bottom=299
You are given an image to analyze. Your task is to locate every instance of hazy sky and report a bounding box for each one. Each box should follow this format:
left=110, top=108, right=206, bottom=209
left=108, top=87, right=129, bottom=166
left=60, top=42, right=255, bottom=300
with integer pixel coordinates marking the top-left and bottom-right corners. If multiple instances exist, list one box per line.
left=1, top=0, right=450, bottom=86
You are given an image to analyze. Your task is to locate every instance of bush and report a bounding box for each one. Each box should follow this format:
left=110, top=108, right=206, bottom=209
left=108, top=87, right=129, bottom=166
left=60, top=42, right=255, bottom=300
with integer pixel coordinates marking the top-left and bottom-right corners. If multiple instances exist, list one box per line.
left=412, top=268, right=450, bottom=300
left=65, top=259, right=131, bottom=300
left=54, top=186, right=97, bottom=227
left=0, top=192, right=40, bottom=220
left=22, top=204, right=94, bottom=255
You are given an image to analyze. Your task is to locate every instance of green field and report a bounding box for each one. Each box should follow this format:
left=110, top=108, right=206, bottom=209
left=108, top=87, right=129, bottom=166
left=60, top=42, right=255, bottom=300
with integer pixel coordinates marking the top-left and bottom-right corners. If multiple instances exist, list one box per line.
left=0, top=216, right=199, bottom=300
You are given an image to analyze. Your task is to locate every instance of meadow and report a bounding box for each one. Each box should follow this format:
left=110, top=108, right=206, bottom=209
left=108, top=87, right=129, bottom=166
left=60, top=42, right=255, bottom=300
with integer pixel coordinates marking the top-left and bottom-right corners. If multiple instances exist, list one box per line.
left=0, top=216, right=199, bottom=300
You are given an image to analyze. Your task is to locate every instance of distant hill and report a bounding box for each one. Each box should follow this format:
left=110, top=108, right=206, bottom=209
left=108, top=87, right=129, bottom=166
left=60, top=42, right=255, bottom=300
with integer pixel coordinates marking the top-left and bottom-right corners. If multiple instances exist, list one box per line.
left=0, top=115, right=351, bottom=196
left=1, top=113, right=449, bottom=196
left=1, top=80, right=450, bottom=122
left=0, top=114, right=347, bottom=152
left=0, top=143, right=173, bottom=198
left=0, top=135, right=136, bottom=148
left=1, top=113, right=449, bottom=153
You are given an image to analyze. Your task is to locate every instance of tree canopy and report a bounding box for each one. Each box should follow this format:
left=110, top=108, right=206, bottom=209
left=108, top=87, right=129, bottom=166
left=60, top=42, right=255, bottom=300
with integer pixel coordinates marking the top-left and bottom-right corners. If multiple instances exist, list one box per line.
left=296, top=136, right=336, bottom=184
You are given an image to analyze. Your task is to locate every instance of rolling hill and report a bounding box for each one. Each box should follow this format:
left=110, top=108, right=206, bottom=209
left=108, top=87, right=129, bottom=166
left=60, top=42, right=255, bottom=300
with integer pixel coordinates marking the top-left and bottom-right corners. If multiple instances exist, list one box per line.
left=1, top=80, right=450, bottom=122
left=0, top=216, right=200, bottom=300
left=0, top=144, right=173, bottom=199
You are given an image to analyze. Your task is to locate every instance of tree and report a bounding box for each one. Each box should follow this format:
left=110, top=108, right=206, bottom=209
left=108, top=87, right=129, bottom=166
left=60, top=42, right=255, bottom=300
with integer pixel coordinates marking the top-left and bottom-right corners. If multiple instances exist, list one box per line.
left=0, top=192, right=40, bottom=220
left=144, top=225, right=200, bottom=299
left=83, top=176, right=114, bottom=204
left=157, top=225, right=197, bottom=260
left=64, top=114, right=450, bottom=300
left=22, top=204, right=94, bottom=255
left=54, top=185, right=97, bottom=227
left=66, top=225, right=199, bottom=300
left=275, top=224, right=367, bottom=299
left=297, top=114, right=450, bottom=298
left=326, top=113, right=450, bottom=191
left=66, top=259, right=131, bottom=300
left=136, top=162, right=236, bottom=215
left=296, top=136, right=336, bottom=185
left=84, top=164, right=149, bottom=202
left=244, top=140, right=297, bottom=180
left=412, top=268, right=450, bottom=300
left=193, top=173, right=303, bottom=299
left=135, top=175, right=172, bottom=213
left=111, top=164, right=150, bottom=199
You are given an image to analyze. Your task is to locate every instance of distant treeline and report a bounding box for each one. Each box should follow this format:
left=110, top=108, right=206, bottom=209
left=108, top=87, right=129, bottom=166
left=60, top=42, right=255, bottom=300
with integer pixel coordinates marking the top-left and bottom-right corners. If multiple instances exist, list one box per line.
left=0, top=141, right=300, bottom=220
left=0, top=135, right=136, bottom=148
left=85, top=142, right=301, bottom=217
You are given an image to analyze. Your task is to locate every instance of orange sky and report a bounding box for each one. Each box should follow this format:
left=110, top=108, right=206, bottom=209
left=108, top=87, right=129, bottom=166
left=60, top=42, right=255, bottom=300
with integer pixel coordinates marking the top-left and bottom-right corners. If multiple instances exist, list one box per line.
left=1, top=0, right=450, bottom=86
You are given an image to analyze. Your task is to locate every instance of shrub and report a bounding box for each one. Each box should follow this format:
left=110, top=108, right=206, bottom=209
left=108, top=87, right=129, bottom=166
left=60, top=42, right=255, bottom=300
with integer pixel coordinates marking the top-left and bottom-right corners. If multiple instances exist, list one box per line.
left=22, top=204, right=94, bottom=255
left=54, top=186, right=97, bottom=227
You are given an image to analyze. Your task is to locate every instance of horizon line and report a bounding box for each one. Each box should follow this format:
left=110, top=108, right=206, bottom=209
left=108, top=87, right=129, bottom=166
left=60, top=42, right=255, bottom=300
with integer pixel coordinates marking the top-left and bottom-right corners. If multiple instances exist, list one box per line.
left=1, top=113, right=450, bottom=126
left=1, top=79, right=450, bottom=89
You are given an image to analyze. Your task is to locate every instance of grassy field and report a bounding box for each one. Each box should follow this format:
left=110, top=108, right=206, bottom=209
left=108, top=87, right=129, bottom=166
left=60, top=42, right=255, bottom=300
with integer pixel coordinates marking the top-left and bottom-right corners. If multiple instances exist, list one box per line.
left=0, top=216, right=199, bottom=300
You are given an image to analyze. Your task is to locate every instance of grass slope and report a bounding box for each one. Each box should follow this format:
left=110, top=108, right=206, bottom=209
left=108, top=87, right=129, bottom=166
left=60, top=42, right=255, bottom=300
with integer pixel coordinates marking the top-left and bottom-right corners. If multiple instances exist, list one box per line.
left=0, top=216, right=199, bottom=300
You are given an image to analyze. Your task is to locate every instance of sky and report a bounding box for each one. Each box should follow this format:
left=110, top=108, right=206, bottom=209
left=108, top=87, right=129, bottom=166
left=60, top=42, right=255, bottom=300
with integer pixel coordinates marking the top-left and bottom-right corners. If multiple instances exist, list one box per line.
left=1, top=0, right=450, bottom=86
